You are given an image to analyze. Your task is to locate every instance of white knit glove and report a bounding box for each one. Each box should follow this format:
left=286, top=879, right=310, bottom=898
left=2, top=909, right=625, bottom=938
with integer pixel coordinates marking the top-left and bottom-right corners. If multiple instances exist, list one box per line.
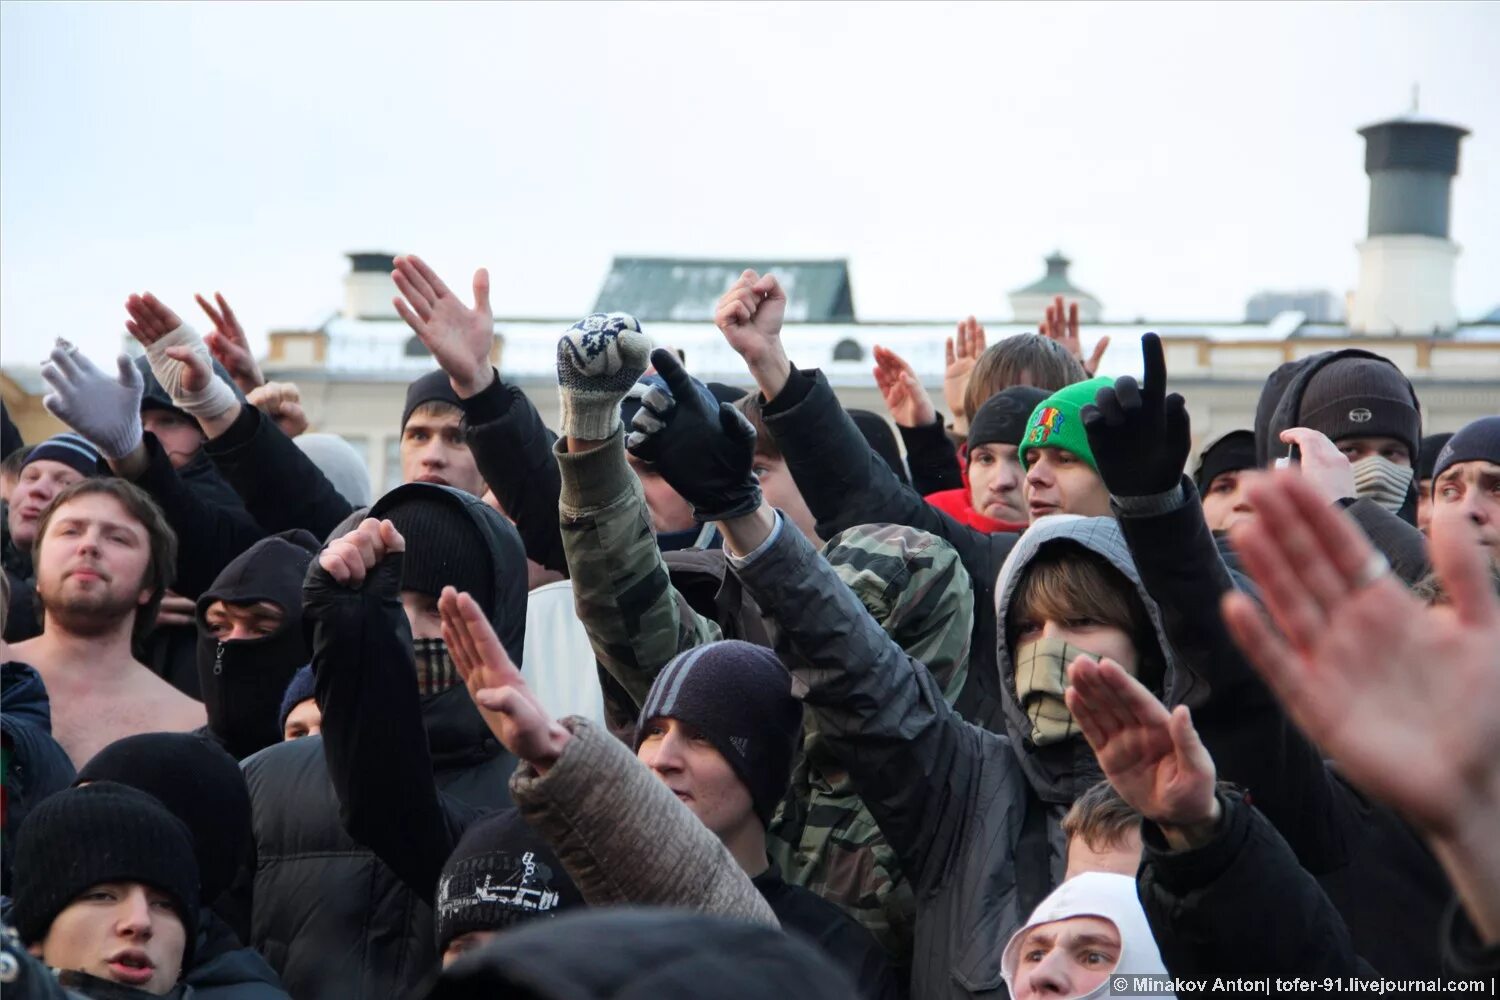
left=40, top=339, right=144, bottom=459
left=555, top=313, right=652, bottom=440
left=144, top=323, right=238, bottom=421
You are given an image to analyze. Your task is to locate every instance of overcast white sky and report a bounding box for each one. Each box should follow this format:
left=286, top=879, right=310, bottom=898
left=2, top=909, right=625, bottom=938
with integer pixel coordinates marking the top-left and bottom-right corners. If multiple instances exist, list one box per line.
left=2, top=1, right=1497, bottom=367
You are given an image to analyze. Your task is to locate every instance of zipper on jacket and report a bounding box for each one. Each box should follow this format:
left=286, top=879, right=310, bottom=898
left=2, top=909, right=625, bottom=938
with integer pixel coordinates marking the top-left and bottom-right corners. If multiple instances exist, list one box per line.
left=214, top=642, right=225, bottom=676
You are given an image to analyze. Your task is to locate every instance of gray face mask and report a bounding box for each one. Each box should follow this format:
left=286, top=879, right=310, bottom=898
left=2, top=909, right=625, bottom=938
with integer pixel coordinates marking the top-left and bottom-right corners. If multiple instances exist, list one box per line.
left=1351, top=454, right=1414, bottom=513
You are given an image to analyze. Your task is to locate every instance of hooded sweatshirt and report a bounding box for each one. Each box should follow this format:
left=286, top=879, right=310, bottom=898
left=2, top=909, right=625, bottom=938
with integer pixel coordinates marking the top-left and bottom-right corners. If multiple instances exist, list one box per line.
left=1000, top=872, right=1169, bottom=1000
left=1, top=662, right=77, bottom=892
left=194, top=531, right=319, bottom=761
left=240, top=485, right=528, bottom=1000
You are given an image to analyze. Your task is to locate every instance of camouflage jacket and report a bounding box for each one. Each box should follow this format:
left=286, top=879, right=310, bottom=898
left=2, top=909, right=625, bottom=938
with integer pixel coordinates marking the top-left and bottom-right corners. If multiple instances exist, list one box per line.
left=557, top=431, right=973, bottom=975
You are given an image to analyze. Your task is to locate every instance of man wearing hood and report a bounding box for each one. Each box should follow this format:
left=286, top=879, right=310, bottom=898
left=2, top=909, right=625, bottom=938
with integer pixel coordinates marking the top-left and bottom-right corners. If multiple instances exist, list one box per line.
left=193, top=531, right=318, bottom=761
left=237, top=482, right=527, bottom=1000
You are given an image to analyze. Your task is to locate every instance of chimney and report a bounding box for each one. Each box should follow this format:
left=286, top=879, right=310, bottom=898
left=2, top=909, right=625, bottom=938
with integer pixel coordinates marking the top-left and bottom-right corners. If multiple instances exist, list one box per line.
left=1349, top=113, right=1469, bottom=335
left=343, top=251, right=399, bottom=321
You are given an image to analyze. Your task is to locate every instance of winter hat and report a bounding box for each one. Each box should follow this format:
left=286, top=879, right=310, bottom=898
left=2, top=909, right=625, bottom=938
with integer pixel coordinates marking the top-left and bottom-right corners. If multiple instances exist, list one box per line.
left=634, top=640, right=802, bottom=826
left=1432, top=416, right=1500, bottom=486
left=21, top=432, right=106, bottom=479
left=1000, top=872, right=1165, bottom=999
left=11, top=782, right=200, bottom=959
left=434, top=809, right=584, bottom=952
left=278, top=665, right=317, bottom=734
left=1193, top=429, right=1257, bottom=492
left=402, top=369, right=464, bottom=432
left=1417, top=433, right=1454, bottom=482
left=372, top=483, right=495, bottom=611
left=1019, top=377, right=1112, bottom=472
left=295, top=433, right=373, bottom=506
left=848, top=409, right=910, bottom=486
left=74, top=733, right=250, bottom=906
left=1298, top=357, right=1420, bottom=461
left=969, top=386, right=1050, bottom=452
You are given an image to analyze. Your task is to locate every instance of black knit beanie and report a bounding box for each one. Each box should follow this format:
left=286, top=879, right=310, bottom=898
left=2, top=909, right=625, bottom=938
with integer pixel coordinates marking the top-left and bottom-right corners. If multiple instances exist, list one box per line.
left=278, top=665, right=317, bottom=734
left=968, top=387, right=1050, bottom=452
left=402, top=369, right=464, bottom=431
left=21, top=433, right=107, bottom=479
left=434, top=809, right=584, bottom=952
left=1299, top=358, right=1420, bottom=460
left=372, top=483, right=495, bottom=611
left=74, top=733, right=250, bottom=906
left=1433, top=417, right=1500, bottom=486
left=1418, top=432, right=1456, bottom=482
left=1194, top=430, right=1258, bottom=492
left=634, top=640, right=802, bottom=826
left=12, top=782, right=200, bottom=963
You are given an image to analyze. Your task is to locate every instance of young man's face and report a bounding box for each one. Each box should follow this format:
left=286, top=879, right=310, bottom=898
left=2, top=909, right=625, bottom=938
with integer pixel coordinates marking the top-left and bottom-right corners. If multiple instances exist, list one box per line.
left=1010, top=916, right=1121, bottom=1000
left=752, top=451, right=820, bottom=546
left=636, top=716, right=757, bottom=842
left=141, top=410, right=207, bottom=471
left=34, top=493, right=154, bottom=634
left=1064, top=830, right=1143, bottom=880
left=32, top=882, right=186, bottom=995
left=400, top=409, right=485, bottom=497
left=1432, top=461, right=1500, bottom=570
left=968, top=443, right=1026, bottom=524
left=202, top=599, right=285, bottom=642
left=7, top=459, right=88, bottom=550
left=625, top=454, right=699, bottom=536
left=283, top=698, right=323, bottom=740
left=1200, top=470, right=1254, bottom=533
left=1024, top=449, right=1111, bottom=521
left=442, top=929, right=499, bottom=969
left=1335, top=435, right=1411, bottom=467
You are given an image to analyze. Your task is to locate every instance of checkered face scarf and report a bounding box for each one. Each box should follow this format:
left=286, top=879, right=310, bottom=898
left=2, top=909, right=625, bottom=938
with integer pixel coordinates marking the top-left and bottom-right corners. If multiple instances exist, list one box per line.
left=413, top=637, right=461, bottom=696
left=1013, top=638, right=1095, bottom=746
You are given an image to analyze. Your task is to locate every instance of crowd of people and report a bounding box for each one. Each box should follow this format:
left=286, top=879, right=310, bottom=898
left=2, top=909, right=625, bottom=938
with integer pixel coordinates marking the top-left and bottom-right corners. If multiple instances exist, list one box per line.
left=1, top=255, right=1497, bottom=999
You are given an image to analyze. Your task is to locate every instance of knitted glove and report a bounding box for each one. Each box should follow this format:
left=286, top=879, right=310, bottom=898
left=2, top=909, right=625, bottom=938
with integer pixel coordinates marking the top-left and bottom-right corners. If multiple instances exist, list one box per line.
left=143, top=322, right=239, bottom=422
left=555, top=312, right=652, bottom=440
left=1080, top=333, right=1191, bottom=497
left=40, top=339, right=144, bottom=459
left=626, top=349, right=762, bottom=522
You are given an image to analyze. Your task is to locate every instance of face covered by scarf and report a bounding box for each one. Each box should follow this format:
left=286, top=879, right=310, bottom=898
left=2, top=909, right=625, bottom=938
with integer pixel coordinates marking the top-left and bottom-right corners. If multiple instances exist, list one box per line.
left=1350, top=454, right=1415, bottom=513
left=413, top=637, right=462, bottom=696
left=1012, top=637, right=1102, bottom=747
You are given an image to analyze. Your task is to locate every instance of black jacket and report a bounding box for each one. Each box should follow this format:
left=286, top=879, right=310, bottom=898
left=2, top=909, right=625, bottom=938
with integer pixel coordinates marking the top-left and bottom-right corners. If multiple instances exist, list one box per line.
left=1139, top=790, right=1377, bottom=979
left=754, top=864, right=900, bottom=1000
left=194, top=531, right=318, bottom=761
left=759, top=367, right=1018, bottom=734
left=896, top=416, right=963, bottom=497
left=185, top=910, right=289, bottom=999
left=238, top=486, right=527, bottom=999
left=0, top=662, right=76, bottom=892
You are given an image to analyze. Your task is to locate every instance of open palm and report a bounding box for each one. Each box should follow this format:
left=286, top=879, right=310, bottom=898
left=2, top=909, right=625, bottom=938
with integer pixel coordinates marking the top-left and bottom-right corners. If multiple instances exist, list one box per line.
left=392, top=255, right=495, bottom=397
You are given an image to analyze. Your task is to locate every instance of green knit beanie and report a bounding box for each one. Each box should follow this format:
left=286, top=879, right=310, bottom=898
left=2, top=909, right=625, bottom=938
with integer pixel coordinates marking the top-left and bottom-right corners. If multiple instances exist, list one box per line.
left=1019, top=376, right=1113, bottom=472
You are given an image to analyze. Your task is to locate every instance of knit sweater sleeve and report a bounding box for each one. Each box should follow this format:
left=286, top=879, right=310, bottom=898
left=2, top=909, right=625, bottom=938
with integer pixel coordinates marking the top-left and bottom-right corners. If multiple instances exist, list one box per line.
left=509, top=717, right=777, bottom=927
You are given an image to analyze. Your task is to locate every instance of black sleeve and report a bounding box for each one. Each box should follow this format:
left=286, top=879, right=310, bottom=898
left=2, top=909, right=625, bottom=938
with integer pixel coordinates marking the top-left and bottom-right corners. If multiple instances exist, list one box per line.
left=1139, top=790, right=1376, bottom=980
left=898, top=416, right=963, bottom=496
left=306, top=550, right=477, bottom=904
left=1442, top=901, right=1500, bottom=977
left=761, top=368, right=996, bottom=588
left=133, top=434, right=267, bottom=598
left=1341, top=498, right=1430, bottom=586
left=204, top=405, right=355, bottom=542
left=461, top=375, right=568, bottom=577
left=1116, top=478, right=1365, bottom=875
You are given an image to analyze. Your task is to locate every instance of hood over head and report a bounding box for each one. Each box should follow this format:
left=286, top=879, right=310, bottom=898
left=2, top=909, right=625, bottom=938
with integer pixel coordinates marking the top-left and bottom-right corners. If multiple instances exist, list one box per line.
left=994, top=516, right=1193, bottom=805
left=295, top=433, right=374, bottom=507
left=196, top=529, right=319, bottom=691
left=1001, top=871, right=1166, bottom=999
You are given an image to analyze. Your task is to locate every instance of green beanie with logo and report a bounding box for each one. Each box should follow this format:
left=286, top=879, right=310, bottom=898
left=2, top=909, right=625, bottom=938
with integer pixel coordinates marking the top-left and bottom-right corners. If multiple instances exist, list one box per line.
left=1019, top=376, right=1113, bottom=472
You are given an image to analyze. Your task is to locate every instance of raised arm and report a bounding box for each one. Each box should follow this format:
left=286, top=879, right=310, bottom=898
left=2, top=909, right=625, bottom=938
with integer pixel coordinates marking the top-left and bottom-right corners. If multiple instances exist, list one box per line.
left=873, top=344, right=962, bottom=495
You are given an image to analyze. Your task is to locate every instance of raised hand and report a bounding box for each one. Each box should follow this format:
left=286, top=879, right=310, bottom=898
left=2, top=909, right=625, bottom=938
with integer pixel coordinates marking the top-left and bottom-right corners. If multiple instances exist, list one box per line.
left=440, top=586, right=571, bottom=770
left=555, top=312, right=652, bottom=441
left=625, top=348, right=761, bottom=523
left=391, top=255, right=496, bottom=398
left=195, top=292, right=265, bottom=392
left=1277, top=427, right=1355, bottom=504
left=246, top=381, right=308, bottom=438
left=715, top=270, right=790, bottom=398
left=1065, top=656, right=1219, bottom=849
left=944, top=316, right=986, bottom=430
left=318, top=517, right=404, bottom=589
left=872, top=345, right=937, bottom=428
left=1080, top=332, right=1190, bottom=497
left=154, top=591, right=197, bottom=629
left=1040, top=295, right=1109, bottom=376
left=40, top=339, right=144, bottom=459
left=125, top=292, right=237, bottom=422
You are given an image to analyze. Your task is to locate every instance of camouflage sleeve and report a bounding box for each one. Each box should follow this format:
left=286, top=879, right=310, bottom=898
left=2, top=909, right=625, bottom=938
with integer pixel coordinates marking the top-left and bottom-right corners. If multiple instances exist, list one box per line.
left=556, top=430, right=721, bottom=713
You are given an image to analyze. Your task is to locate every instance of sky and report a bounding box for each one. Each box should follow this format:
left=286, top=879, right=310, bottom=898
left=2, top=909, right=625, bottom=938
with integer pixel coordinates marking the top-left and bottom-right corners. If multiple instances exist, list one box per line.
left=2, top=1, right=1497, bottom=368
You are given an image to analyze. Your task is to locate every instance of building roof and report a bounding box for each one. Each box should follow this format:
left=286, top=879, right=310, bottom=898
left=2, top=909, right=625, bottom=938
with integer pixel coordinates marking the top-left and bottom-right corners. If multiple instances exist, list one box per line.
left=592, top=257, right=855, bottom=323
left=1009, top=251, right=1100, bottom=302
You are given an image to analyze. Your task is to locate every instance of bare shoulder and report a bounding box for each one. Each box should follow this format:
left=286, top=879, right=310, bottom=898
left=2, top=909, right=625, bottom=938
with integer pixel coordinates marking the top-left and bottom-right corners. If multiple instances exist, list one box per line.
left=132, top=662, right=207, bottom=725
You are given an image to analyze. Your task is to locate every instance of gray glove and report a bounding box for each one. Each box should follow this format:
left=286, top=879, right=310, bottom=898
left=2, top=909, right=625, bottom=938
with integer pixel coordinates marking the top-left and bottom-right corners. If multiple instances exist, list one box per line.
left=40, top=339, right=144, bottom=459
left=555, top=312, right=652, bottom=440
